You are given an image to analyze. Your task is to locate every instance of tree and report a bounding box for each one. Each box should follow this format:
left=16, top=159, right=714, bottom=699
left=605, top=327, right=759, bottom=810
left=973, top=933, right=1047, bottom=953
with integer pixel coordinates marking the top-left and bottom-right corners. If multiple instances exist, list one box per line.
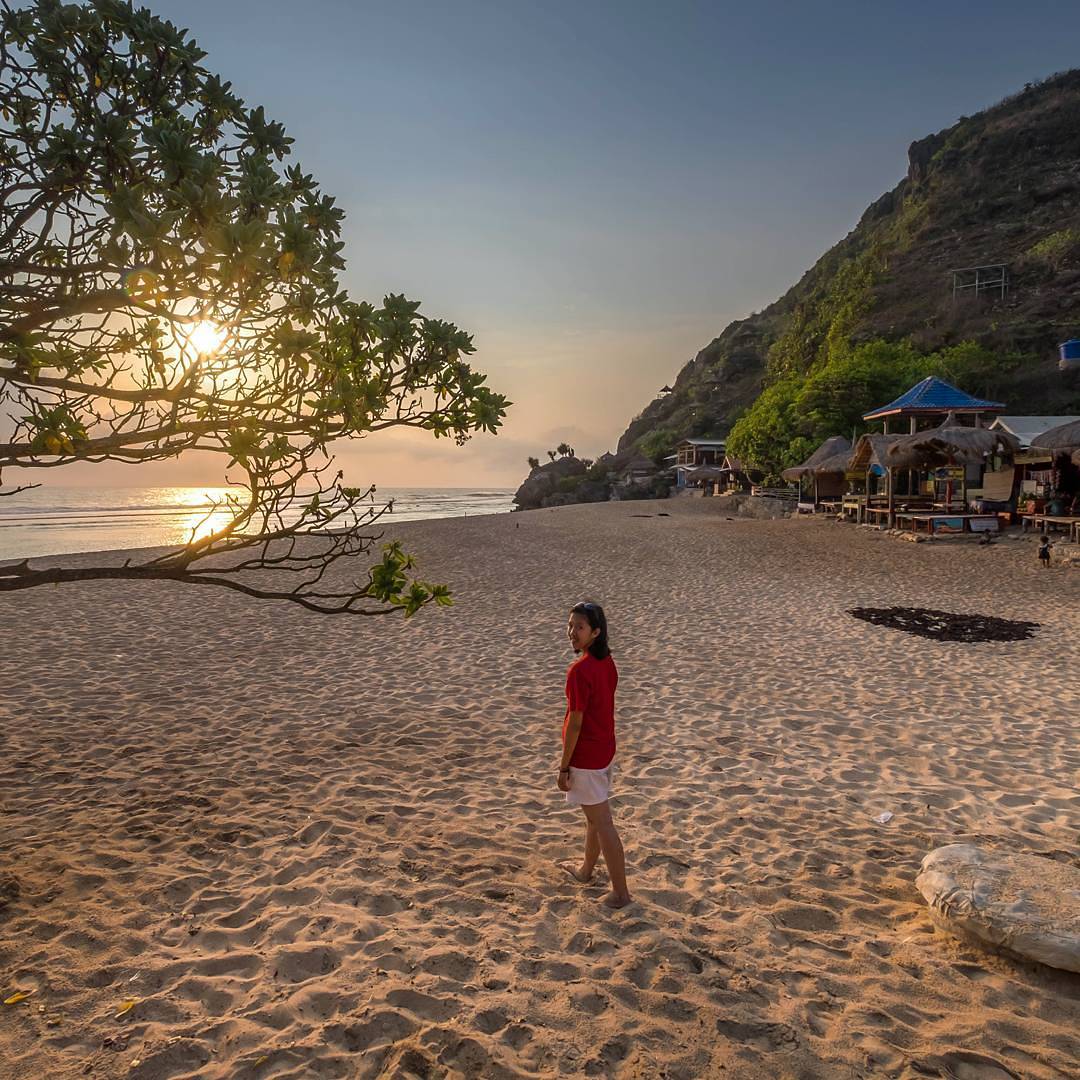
left=547, top=449, right=556, bottom=461
left=0, top=1, right=508, bottom=614
left=526, top=456, right=540, bottom=470
left=726, top=338, right=1017, bottom=478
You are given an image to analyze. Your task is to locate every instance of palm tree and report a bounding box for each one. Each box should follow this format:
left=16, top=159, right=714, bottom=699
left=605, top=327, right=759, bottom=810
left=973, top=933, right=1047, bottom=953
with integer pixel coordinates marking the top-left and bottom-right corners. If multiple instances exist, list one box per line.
left=556, top=442, right=572, bottom=458
left=547, top=450, right=557, bottom=462
left=527, top=456, right=540, bottom=470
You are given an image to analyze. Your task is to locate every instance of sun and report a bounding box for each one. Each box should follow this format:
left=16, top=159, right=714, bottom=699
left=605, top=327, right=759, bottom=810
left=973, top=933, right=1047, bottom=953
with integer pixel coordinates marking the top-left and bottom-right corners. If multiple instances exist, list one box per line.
left=188, top=319, right=226, bottom=356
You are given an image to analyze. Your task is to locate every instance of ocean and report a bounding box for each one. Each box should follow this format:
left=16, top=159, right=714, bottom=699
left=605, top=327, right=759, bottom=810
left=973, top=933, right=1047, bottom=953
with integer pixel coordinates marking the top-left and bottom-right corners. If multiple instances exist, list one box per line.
left=0, top=485, right=515, bottom=561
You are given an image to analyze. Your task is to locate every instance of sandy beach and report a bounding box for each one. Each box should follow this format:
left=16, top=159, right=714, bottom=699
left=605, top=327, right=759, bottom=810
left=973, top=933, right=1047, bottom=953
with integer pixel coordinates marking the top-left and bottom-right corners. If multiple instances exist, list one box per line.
left=1, top=500, right=1078, bottom=1079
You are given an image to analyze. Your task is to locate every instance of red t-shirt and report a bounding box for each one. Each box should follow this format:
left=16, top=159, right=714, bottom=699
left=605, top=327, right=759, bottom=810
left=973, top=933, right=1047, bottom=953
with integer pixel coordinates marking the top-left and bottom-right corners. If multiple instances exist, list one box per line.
left=563, top=653, right=618, bottom=769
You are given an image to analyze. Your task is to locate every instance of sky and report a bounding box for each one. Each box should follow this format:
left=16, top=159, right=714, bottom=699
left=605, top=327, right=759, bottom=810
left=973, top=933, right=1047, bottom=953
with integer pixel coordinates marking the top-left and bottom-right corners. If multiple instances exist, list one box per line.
left=60, top=0, right=1080, bottom=487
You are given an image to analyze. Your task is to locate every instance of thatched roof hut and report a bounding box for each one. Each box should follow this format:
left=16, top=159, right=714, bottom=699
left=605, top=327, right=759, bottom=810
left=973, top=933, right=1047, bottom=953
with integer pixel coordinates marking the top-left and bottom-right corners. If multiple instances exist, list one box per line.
left=848, top=433, right=901, bottom=474
left=1031, top=418, right=1080, bottom=453
left=885, top=413, right=1019, bottom=468
left=781, top=436, right=852, bottom=481
left=719, top=454, right=764, bottom=486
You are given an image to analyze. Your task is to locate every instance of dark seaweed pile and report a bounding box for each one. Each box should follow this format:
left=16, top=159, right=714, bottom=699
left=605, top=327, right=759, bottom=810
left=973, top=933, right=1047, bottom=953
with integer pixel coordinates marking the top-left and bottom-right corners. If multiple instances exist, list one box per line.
left=847, top=607, right=1039, bottom=642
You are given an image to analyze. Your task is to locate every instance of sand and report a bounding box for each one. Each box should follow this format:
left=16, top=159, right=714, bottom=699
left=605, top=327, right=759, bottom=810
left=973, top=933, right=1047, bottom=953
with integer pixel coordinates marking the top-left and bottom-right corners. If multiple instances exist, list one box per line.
left=1, top=500, right=1078, bottom=1079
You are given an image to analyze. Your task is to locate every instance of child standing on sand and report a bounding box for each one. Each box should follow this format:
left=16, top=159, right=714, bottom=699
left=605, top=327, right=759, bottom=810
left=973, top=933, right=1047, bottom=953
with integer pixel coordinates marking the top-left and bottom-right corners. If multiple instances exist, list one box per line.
left=1038, top=534, right=1052, bottom=567
left=558, top=601, right=632, bottom=909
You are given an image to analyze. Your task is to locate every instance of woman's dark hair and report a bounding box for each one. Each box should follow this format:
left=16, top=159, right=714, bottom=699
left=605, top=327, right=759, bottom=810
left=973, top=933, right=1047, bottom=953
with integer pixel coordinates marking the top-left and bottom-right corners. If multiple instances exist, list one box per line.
left=571, top=601, right=611, bottom=660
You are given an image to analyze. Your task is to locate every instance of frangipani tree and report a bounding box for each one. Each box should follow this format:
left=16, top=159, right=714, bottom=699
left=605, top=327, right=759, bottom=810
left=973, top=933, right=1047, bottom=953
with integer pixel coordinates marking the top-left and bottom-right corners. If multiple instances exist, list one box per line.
left=0, top=0, right=508, bottom=614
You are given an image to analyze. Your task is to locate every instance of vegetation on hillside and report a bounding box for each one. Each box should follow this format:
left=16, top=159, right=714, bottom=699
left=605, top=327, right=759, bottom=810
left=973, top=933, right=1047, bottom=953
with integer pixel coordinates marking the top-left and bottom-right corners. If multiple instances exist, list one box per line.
left=616, top=70, right=1080, bottom=478
left=726, top=340, right=1020, bottom=477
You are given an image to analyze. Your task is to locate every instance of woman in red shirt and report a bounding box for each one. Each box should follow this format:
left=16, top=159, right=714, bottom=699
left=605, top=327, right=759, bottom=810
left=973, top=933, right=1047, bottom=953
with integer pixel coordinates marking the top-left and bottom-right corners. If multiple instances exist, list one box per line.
left=558, top=601, right=631, bottom=909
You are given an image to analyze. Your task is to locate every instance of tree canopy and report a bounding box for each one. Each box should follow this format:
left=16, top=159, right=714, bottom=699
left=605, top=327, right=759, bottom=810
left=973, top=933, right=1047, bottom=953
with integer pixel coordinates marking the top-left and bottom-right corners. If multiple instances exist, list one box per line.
left=0, top=0, right=508, bottom=613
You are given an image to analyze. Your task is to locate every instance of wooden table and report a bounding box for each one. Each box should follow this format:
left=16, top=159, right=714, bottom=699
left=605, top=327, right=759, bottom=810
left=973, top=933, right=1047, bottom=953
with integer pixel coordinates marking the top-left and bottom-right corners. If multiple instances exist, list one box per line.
left=842, top=497, right=865, bottom=522
left=1023, top=513, right=1080, bottom=535
left=895, top=512, right=1000, bottom=537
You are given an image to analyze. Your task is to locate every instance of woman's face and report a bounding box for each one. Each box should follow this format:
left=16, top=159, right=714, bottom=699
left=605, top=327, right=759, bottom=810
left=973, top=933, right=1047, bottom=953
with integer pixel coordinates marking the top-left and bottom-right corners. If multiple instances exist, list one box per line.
left=567, top=611, right=599, bottom=654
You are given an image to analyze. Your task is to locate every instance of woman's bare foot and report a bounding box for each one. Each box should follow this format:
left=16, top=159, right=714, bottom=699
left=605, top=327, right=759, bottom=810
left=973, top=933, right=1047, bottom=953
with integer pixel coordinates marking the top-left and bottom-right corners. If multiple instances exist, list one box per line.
left=602, top=891, right=632, bottom=909
left=562, top=862, right=593, bottom=884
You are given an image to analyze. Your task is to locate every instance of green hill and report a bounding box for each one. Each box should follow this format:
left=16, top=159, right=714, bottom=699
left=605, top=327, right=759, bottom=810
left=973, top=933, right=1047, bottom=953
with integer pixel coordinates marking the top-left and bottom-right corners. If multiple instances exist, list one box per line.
left=616, top=71, right=1080, bottom=477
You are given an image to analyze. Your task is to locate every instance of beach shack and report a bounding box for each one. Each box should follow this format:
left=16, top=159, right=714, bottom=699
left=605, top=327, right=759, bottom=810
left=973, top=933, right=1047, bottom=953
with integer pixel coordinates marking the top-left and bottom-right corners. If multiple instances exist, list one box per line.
left=856, top=377, right=1007, bottom=526
left=1027, top=419, right=1080, bottom=537
left=781, top=436, right=852, bottom=513
left=862, top=376, right=1005, bottom=435
left=717, top=454, right=763, bottom=493
left=843, top=434, right=900, bottom=522
left=619, top=454, right=659, bottom=486
left=990, top=416, right=1080, bottom=514
left=883, top=416, right=1019, bottom=534
left=673, top=438, right=726, bottom=489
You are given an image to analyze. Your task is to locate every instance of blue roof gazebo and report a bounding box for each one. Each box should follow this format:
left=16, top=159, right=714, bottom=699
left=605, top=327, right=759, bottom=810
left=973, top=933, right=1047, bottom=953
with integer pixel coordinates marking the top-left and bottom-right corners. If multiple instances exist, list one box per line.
left=862, top=377, right=1005, bottom=434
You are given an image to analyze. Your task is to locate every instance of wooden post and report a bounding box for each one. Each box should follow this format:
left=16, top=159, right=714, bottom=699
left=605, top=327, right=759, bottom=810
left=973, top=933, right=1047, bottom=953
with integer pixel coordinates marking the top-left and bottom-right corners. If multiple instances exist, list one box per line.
left=887, top=467, right=894, bottom=527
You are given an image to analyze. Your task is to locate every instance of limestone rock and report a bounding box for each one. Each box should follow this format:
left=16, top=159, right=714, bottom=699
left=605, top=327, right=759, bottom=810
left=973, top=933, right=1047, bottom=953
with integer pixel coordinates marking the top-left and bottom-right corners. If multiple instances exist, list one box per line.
left=512, top=456, right=588, bottom=511
left=916, top=844, right=1080, bottom=973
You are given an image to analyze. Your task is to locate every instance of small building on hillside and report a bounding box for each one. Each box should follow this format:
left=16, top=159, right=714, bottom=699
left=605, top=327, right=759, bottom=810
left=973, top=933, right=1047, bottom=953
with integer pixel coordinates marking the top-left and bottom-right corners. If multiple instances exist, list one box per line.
left=862, top=377, right=1005, bottom=434
left=673, top=438, right=726, bottom=488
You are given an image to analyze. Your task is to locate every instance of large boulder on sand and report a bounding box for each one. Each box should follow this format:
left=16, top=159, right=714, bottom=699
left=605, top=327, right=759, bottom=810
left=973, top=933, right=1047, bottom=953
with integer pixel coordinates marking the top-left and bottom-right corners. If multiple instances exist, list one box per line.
left=915, top=844, right=1080, bottom=973
left=512, top=456, right=588, bottom=510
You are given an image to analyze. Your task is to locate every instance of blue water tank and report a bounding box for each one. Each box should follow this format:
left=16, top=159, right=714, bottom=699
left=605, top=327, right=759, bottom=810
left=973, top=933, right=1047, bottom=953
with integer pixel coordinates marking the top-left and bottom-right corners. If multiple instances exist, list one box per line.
left=1060, top=338, right=1080, bottom=370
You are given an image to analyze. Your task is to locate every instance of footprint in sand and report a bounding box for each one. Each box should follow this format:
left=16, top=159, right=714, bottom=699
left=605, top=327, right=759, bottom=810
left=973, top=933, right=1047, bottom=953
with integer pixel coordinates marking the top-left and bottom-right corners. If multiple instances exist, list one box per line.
left=385, top=988, right=459, bottom=1023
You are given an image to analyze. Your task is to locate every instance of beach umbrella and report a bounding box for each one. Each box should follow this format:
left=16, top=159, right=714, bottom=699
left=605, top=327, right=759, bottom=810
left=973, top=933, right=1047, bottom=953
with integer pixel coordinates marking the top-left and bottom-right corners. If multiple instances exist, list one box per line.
left=885, top=414, right=1019, bottom=468
left=1031, top=418, right=1080, bottom=453
left=684, top=465, right=726, bottom=480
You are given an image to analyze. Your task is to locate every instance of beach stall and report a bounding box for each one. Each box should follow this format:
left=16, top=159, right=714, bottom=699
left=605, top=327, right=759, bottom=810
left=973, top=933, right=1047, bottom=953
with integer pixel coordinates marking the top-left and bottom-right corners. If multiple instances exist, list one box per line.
left=781, top=435, right=852, bottom=514
left=856, top=377, right=1009, bottom=526
left=717, top=454, right=763, bottom=493
left=862, top=376, right=1005, bottom=435
left=884, top=415, right=1019, bottom=534
left=673, top=438, right=726, bottom=489
left=1027, top=419, right=1080, bottom=537
left=844, top=434, right=900, bottom=522
left=619, top=455, right=659, bottom=486
left=988, top=415, right=1080, bottom=520
left=682, top=464, right=726, bottom=495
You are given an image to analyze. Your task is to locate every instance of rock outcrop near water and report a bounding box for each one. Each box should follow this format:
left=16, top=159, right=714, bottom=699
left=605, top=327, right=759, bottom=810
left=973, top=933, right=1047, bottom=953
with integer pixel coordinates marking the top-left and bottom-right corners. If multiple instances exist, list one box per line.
left=512, top=456, right=590, bottom=510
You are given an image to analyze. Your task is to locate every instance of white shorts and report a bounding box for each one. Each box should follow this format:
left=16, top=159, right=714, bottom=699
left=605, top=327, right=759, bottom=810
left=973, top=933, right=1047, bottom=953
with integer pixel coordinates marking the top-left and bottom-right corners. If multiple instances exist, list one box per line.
left=566, top=762, right=615, bottom=806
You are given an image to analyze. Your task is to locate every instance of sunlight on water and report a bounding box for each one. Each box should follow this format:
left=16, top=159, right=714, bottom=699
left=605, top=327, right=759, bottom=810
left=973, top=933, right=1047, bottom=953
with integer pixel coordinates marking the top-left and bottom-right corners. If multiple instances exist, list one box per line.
left=0, top=485, right=514, bottom=560
left=161, top=488, right=242, bottom=546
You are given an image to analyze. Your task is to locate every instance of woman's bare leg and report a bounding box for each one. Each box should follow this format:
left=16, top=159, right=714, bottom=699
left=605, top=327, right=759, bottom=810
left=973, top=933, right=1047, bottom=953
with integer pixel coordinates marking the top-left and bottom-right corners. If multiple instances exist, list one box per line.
left=573, top=819, right=600, bottom=882
left=582, top=801, right=631, bottom=908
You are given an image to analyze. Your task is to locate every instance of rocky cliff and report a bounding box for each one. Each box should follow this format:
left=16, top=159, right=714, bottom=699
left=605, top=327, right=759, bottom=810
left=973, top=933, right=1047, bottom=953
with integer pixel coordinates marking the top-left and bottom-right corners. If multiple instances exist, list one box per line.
left=615, top=71, right=1080, bottom=474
